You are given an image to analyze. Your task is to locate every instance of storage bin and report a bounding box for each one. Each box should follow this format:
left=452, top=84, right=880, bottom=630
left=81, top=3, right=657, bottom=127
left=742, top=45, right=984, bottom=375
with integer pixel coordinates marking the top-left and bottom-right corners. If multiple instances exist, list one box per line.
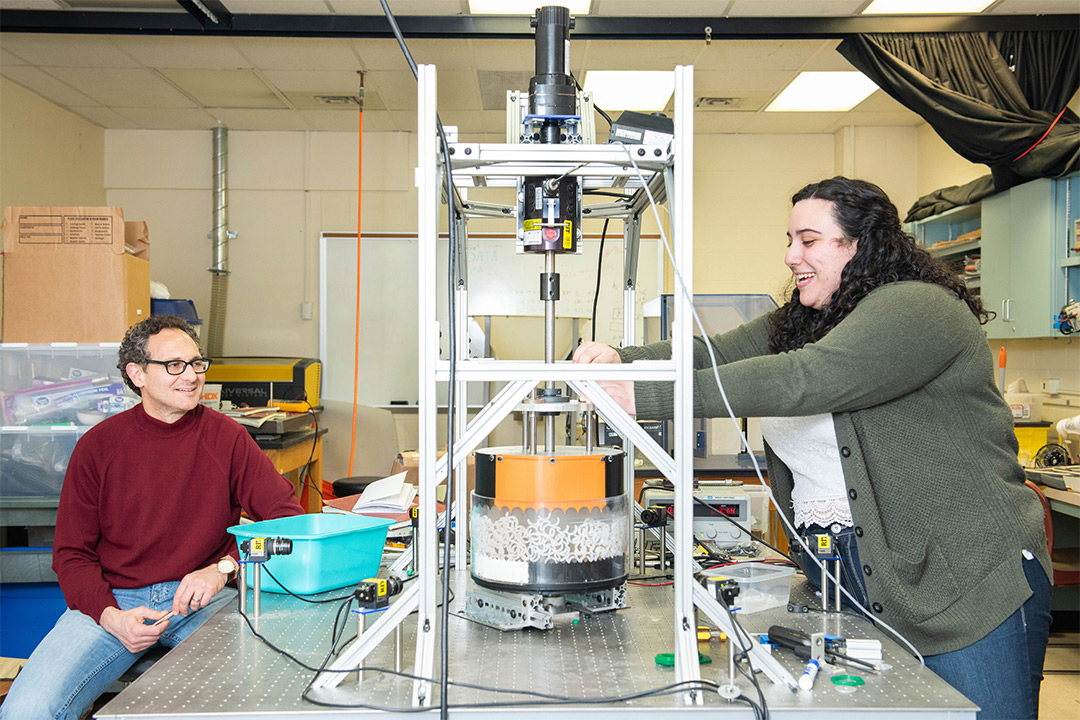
left=0, top=582, right=67, bottom=659
left=0, top=426, right=87, bottom=497
left=228, top=513, right=394, bottom=595
left=701, top=561, right=795, bottom=614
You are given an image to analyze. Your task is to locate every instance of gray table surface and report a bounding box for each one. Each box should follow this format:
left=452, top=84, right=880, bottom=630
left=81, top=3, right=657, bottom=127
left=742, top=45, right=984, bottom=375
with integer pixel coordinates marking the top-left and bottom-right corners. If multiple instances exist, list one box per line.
left=97, top=569, right=977, bottom=719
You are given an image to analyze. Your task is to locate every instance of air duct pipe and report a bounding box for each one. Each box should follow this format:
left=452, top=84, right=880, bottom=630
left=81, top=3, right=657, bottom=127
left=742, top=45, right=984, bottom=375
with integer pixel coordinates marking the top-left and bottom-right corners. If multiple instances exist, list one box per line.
left=206, top=126, right=232, bottom=357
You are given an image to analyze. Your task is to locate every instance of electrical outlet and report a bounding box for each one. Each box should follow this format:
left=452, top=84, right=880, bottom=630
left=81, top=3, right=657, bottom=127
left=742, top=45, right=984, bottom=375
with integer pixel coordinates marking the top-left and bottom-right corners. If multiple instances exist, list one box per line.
left=301, top=301, right=313, bottom=321
left=1042, top=378, right=1060, bottom=395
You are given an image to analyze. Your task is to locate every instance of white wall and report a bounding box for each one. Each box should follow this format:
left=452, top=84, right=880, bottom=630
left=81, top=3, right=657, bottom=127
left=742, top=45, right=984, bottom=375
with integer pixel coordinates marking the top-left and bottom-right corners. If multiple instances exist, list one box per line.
left=105, top=129, right=416, bottom=360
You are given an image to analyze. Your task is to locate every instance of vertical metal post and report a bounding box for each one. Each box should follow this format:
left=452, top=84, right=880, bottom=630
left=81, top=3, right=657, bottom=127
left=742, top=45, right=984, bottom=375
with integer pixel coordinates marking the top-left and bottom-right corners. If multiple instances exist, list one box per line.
left=671, top=64, right=701, bottom=704
left=238, top=562, right=247, bottom=615
left=413, top=63, right=439, bottom=708
left=252, top=564, right=261, bottom=618
left=544, top=250, right=556, bottom=452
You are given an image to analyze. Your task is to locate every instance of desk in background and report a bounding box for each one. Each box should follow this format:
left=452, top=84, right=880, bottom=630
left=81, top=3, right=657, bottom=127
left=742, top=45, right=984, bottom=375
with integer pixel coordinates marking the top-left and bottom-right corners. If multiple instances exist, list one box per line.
left=256, top=428, right=326, bottom=513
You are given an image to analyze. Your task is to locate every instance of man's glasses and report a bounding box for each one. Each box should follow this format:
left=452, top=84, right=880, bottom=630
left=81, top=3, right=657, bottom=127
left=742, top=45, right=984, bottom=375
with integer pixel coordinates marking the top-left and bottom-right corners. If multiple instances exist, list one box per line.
left=144, top=358, right=213, bottom=375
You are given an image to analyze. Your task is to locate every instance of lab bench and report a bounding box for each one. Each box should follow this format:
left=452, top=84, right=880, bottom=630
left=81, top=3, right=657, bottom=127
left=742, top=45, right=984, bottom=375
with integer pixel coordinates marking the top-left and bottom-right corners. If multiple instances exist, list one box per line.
left=97, top=570, right=976, bottom=719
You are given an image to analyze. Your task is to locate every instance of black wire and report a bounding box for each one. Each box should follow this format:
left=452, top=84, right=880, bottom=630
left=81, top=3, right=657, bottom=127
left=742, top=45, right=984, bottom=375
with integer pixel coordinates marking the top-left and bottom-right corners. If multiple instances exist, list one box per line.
left=258, top=564, right=354, bottom=604
left=719, top=599, right=769, bottom=720
left=590, top=218, right=609, bottom=342
left=569, top=71, right=613, bottom=128
left=583, top=189, right=633, bottom=198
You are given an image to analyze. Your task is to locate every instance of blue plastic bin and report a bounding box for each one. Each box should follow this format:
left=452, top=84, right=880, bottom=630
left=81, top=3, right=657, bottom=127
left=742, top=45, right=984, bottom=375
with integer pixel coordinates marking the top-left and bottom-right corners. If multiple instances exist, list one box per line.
left=0, top=582, right=67, bottom=659
left=228, top=513, right=394, bottom=595
left=150, top=298, right=202, bottom=325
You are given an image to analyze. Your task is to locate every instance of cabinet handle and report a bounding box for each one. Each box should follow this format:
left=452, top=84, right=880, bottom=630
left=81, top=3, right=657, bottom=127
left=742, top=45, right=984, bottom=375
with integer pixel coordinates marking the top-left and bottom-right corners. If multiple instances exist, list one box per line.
left=1001, top=299, right=1013, bottom=321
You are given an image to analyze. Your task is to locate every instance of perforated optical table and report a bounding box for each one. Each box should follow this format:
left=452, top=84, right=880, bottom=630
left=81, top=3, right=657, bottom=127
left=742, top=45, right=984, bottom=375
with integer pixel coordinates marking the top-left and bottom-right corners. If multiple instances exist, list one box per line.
left=96, top=570, right=977, bottom=719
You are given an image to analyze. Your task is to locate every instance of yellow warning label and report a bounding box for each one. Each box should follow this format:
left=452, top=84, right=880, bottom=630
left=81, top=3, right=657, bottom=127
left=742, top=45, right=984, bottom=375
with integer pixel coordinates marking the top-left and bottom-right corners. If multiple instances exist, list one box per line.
left=523, top=218, right=541, bottom=232
left=817, top=535, right=831, bottom=551
left=563, top=221, right=572, bottom=249
left=252, top=538, right=265, bottom=553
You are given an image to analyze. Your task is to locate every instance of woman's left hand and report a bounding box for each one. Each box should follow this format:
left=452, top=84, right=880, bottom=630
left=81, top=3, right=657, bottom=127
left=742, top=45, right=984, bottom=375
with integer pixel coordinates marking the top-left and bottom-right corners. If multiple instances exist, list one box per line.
left=572, top=342, right=636, bottom=416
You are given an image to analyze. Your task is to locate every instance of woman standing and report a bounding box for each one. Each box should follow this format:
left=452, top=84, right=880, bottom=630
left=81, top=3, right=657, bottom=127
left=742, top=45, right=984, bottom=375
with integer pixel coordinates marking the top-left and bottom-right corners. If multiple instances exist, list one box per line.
left=574, top=176, right=1051, bottom=720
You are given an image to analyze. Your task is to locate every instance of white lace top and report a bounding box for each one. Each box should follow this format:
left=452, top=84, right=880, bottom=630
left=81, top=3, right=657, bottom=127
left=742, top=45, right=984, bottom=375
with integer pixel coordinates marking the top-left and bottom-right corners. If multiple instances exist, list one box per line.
left=760, top=413, right=853, bottom=529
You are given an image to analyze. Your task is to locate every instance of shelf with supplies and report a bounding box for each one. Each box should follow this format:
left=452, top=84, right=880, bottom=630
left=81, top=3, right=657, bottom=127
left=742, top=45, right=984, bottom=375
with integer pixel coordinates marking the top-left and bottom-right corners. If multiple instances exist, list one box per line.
left=908, top=172, right=1079, bottom=338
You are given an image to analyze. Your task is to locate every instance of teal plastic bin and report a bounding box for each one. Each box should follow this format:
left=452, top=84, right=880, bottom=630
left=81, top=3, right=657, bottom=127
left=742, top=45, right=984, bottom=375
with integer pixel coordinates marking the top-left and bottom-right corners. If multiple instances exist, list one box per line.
left=228, top=513, right=394, bottom=595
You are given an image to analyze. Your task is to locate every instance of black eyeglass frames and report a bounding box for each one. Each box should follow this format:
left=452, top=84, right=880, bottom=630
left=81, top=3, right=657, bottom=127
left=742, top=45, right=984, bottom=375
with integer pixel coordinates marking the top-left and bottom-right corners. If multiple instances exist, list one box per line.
left=144, top=358, right=213, bottom=375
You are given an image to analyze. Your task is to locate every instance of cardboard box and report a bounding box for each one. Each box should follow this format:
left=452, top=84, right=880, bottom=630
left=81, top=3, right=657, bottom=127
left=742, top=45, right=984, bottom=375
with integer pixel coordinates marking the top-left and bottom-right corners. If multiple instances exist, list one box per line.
left=392, top=450, right=476, bottom=498
left=2, top=207, right=151, bottom=343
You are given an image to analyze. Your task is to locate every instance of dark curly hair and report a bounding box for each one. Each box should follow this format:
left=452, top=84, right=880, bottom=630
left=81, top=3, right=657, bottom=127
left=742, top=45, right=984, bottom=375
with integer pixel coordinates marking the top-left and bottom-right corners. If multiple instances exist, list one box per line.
left=768, top=176, right=990, bottom=353
left=117, top=314, right=203, bottom=396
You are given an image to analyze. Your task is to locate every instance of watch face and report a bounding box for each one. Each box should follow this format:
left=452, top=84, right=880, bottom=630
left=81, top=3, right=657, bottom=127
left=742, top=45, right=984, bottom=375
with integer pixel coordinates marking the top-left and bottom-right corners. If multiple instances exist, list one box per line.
left=218, top=558, right=236, bottom=574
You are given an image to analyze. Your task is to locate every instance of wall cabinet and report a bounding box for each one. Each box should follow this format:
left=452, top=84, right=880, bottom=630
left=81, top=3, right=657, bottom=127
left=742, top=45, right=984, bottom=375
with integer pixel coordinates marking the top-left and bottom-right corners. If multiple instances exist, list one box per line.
left=910, top=172, right=1079, bottom=339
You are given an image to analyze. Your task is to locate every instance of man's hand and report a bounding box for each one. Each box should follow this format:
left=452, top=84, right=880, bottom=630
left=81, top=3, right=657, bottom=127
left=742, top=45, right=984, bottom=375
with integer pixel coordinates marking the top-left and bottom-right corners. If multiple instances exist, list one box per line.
left=172, top=564, right=227, bottom=617
left=99, top=606, right=169, bottom=653
left=572, top=342, right=636, bottom=416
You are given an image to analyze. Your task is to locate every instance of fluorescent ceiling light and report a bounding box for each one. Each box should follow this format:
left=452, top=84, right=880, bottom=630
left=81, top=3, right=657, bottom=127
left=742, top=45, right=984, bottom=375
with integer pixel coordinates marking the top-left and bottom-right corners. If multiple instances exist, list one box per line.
left=862, top=0, right=993, bottom=13
left=766, top=72, right=878, bottom=112
left=469, top=0, right=592, bottom=14
left=584, top=71, right=674, bottom=112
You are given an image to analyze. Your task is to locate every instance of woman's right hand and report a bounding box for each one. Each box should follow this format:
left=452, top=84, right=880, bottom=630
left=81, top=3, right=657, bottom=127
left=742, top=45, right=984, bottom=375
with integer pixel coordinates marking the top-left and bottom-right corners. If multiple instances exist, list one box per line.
left=572, top=341, right=621, bottom=365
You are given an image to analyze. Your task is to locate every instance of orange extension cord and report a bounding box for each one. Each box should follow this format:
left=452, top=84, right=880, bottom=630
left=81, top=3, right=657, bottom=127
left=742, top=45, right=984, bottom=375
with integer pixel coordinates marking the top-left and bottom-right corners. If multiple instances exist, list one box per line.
left=347, top=89, right=364, bottom=480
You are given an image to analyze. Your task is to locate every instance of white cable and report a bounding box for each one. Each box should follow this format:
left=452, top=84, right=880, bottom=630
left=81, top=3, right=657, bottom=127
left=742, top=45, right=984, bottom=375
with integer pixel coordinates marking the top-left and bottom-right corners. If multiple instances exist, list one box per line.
left=615, top=141, right=925, bottom=666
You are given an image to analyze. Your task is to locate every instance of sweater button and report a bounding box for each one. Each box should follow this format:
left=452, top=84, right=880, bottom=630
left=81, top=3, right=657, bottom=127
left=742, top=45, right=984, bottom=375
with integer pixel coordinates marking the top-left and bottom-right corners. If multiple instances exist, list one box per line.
left=848, top=488, right=858, bottom=500
left=863, top=565, right=872, bottom=576
left=854, top=526, right=863, bottom=537
left=872, top=602, right=883, bottom=613
left=840, top=446, right=851, bottom=458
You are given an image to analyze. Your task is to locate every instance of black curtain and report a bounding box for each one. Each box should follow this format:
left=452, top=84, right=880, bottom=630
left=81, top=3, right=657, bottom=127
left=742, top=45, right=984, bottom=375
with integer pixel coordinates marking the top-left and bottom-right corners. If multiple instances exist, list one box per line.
left=838, top=31, right=1079, bottom=205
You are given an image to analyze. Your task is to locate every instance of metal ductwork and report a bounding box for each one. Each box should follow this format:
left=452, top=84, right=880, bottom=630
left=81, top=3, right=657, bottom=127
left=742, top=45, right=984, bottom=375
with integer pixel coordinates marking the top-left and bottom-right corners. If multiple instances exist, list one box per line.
left=206, top=126, right=231, bottom=357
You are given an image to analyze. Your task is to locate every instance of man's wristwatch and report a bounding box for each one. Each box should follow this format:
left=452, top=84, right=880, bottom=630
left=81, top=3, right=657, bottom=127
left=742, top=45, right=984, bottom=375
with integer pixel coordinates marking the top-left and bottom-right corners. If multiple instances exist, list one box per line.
left=217, top=555, right=239, bottom=581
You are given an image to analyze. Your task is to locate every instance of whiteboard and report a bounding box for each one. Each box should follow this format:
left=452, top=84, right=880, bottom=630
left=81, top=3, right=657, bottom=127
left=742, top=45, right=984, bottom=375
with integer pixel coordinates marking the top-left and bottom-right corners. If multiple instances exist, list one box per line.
left=320, top=232, right=658, bottom=407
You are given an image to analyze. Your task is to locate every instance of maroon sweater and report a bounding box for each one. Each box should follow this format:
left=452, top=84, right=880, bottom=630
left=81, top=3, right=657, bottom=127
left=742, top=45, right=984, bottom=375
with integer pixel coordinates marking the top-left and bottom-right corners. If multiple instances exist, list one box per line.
left=52, top=403, right=304, bottom=623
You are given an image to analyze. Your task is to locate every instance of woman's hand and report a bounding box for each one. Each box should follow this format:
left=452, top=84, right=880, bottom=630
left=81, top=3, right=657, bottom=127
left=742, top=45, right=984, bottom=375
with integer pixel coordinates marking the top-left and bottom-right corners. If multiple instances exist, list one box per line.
left=572, top=342, right=636, bottom=416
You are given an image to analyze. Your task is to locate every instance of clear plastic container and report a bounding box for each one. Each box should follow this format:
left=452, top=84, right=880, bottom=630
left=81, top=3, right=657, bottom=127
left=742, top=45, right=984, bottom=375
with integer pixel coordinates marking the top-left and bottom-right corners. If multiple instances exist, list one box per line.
left=702, top=561, right=795, bottom=614
left=470, top=493, right=629, bottom=593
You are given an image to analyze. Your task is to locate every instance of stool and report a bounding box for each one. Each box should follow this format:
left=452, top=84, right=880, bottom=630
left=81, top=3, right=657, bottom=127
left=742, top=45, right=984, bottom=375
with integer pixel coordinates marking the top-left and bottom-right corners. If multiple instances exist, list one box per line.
left=332, top=476, right=381, bottom=498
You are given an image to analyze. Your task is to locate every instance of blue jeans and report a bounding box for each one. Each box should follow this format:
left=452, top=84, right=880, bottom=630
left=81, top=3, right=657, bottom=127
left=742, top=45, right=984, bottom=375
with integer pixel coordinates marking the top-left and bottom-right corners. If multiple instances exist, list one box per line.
left=0, top=582, right=236, bottom=720
left=799, top=524, right=1052, bottom=720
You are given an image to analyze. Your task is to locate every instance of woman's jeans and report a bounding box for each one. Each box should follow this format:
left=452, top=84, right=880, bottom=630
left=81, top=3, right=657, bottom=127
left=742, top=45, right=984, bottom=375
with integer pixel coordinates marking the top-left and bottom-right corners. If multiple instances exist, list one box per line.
left=0, top=582, right=236, bottom=720
left=799, top=523, right=1052, bottom=720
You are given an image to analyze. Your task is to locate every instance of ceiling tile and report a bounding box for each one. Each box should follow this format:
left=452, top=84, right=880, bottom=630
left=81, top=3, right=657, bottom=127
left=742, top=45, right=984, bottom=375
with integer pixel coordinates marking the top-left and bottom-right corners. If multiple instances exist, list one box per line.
left=66, top=105, right=143, bottom=129
left=593, top=0, right=736, bottom=14
left=207, top=108, right=312, bottom=131
left=44, top=67, right=197, bottom=107
left=989, top=0, right=1080, bottom=12
left=232, top=36, right=361, bottom=71
left=726, top=0, right=867, bottom=15
left=692, top=39, right=834, bottom=72
left=262, top=69, right=365, bottom=93
left=110, top=106, right=221, bottom=130
left=366, top=70, right=420, bottom=110
left=468, top=39, right=535, bottom=72
left=351, top=38, right=420, bottom=72
left=692, top=111, right=756, bottom=133
left=160, top=69, right=287, bottom=109
left=1, top=65, right=100, bottom=106
left=283, top=90, right=380, bottom=111
left=117, top=36, right=253, bottom=70
left=0, top=33, right=141, bottom=68
left=829, top=110, right=925, bottom=129
left=1, top=48, right=28, bottom=66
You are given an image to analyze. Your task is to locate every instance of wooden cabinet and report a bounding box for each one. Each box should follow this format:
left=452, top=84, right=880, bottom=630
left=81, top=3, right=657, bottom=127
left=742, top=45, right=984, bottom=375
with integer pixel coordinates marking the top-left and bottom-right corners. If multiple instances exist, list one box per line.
left=909, top=172, right=1079, bottom=339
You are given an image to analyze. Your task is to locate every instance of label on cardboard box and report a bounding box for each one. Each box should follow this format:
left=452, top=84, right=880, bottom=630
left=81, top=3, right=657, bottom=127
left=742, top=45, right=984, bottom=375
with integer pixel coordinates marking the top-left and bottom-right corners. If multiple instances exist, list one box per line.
left=3, top=207, right=126, bottom=255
